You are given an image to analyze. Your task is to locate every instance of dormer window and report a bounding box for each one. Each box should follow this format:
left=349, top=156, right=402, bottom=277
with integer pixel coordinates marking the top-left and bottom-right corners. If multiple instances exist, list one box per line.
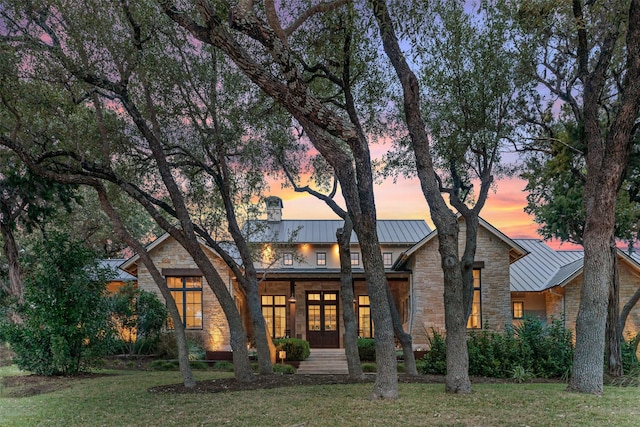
left=351, top=252, right=360, bottom=266
left=283, top=253, right=293, bottom=266
left=316, top=252, right=326, bottom=266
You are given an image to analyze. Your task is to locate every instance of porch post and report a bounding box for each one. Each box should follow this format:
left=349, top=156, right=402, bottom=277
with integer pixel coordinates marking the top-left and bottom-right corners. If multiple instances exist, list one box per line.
left=288, top=280, right=297, bottom=338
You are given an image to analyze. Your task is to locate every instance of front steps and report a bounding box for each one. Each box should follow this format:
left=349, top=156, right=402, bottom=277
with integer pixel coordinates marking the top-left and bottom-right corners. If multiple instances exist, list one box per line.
left=295, top=348, right=349, bottom=374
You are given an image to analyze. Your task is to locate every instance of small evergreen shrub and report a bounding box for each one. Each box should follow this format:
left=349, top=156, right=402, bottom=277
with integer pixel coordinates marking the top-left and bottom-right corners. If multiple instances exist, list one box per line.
left=273, top=363, right=296, bottom=374
left=148, top=360, right=177, bottom=371
left=273, top=338, right=310, bottom=361
left=189, top=360, right=209, bottom=370
left=622, top=334, right=640, bottom=375
left=213, top=361, right=235, bottom=372
left=361, top=362, right=377, bottom=372
left=511, top=365, right=534, bottom=383
left=417, top=329, right=447, bottom=375
left=357, top=338, right=376, bottom=362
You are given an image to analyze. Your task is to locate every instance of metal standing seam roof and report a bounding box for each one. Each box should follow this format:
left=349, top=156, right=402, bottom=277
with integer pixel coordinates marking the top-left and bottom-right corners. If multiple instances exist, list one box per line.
left=246, top=219, right=431, bottom=244
left=510, top=239, right=583, bottom=292
left=99, top=259, right=137, bottom=282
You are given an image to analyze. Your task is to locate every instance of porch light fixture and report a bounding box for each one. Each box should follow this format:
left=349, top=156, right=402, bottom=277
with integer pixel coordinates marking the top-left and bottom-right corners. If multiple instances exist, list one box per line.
left=288, top=293, right=297, bottom=303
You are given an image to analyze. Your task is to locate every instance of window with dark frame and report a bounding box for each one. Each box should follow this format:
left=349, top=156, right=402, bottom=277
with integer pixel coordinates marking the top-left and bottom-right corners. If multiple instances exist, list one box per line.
left=512, top=301, right=524, bottom=319
left=358, top=295, right=373, bottom=338
left=316, top=252, right=326, bottom=266
left=351, top=252, right=360, bottom=266
left=383, top=252, right=393, bottom=266
left=283, top=252, right=293, bottom=266
left=167, top=276, right=203, bottom=329
left=466, top=269, right=482, bottom=329
left=261, top=295, right=287, bottom=338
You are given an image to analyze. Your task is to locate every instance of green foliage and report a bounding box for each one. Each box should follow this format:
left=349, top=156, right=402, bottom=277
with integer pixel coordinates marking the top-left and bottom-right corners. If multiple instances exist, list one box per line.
left=417, top=329, right=447, bottom=375
left=273, top=338, right=310, bottom=361
left=107, top=283, right=167, bottom=356
left=416, top=321, right=574, bottom=379
left=0, top=233, right=113, bottom=375
left=148, top=359, right=208, bottom=371
left=622, top=334, right=640, bottom=375
left=273, top=363, right=296, bottom=375
left=156, top=332, right=207, bottom=361
left=361, top=363, right=377, bottom=372
left=212, top=361, right=235, bottom=372
left=357, top=338, right=376, bottom=362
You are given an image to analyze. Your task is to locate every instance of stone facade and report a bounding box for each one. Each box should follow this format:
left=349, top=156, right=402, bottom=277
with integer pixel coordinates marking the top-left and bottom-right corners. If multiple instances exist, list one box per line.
left=409, top=222, right=514, bottom=348
left=134, top=237, right=240, bottom=351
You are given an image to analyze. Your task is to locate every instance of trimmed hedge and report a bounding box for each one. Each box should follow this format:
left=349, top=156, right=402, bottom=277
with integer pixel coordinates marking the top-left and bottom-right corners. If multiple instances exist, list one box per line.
left=273, top=338, right=310, bottom=361
left=357, top=338, right=376, bottom=361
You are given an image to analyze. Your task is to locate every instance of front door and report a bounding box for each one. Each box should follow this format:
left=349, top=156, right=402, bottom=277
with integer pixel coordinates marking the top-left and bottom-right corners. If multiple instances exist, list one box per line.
left=306, top=291, right=339, bottom=348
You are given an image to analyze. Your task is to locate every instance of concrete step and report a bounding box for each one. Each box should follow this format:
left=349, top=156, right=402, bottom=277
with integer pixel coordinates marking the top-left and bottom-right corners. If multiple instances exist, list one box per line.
left=295, top=349, right=349, bottom=374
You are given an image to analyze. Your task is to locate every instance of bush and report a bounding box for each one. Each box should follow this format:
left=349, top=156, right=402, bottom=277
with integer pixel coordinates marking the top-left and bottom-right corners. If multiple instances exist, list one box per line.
left=0, top=234, right=113, bottom=375
left=273, top=363, right=296, bottom=374
left=156, top=332, right=207, bottom=361
left=417, top=329, right=447, bottom=375
left=622, top=334, right=640, bottom=375
left=357, top=338, right=376, bottom=362
left=361, top=362, right=377, bottom=372
left=273, top=338, right=310, bottom=361
left=213, top=361, right=235, bottom=372
left=107, top=283, right=167, bottom=356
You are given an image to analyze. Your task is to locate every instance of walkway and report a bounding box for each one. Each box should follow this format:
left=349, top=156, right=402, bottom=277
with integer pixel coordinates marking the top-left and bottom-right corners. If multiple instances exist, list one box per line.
left=295, top=348, right=349, bottom=374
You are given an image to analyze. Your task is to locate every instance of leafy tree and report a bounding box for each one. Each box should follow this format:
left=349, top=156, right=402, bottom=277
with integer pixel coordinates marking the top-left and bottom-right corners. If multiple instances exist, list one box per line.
left=514, top=0, right=640, bottom=394
left=0, top=233, right=112, bottom=375
left=108, top=282, right=167, bottom=356
left=371, top=0, right=525, bottom=393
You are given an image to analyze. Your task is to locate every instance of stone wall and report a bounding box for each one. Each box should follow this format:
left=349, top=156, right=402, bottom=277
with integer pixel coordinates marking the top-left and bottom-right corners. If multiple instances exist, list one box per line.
left=136, top=237, right=237, bottom=351
left=409, top=222, right=513, bottom=348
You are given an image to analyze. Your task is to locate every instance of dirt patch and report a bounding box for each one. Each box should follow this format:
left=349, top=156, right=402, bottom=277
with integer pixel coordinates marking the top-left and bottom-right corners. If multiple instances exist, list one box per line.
left=148, top=374, right=560, bottom=394
left=1, top=372, right=108, bottom=398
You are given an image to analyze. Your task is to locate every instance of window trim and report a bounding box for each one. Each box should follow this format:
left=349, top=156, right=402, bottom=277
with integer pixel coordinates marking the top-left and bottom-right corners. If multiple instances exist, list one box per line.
left=357, top=295, right=373, bottom=338
left=383, top=252, right=393, bottom=266
left=283, top=252, right=293, bottom=266
left=350, top=252, right=360, bottom=266
left=512, top=301, right=524, bottom=320
left=316, top=252, right=327, bottom=266
left=166, top=276, right=203, bottom=330
left=261, top=295, right=287, bottom=339
left=466, top=269, right=482, bottom=329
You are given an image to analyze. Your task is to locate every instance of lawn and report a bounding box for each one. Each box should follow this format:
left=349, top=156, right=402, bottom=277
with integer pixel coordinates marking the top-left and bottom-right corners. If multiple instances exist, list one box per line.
left=1, top=365, right=639, bottom=427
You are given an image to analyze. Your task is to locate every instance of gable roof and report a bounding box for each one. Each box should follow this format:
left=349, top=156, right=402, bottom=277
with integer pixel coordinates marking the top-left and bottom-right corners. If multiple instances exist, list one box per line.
left=119, top=232, right=240, bottom=272
left=246, top=219, right=431, bottom=245
left=99, top=259, right=137, bottom=281
left=510, top=239, right=640, bottom=292
left=392, top=216, right=528, bottom=269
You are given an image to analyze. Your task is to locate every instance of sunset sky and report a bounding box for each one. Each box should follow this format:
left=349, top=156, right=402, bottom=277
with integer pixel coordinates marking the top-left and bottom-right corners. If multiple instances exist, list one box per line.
left=270, top=174, right=580, bottom=251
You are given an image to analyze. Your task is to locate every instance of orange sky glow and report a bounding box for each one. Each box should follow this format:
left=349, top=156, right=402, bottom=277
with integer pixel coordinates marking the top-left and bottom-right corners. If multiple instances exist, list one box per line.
left=270, top=175, right=582, bottom=251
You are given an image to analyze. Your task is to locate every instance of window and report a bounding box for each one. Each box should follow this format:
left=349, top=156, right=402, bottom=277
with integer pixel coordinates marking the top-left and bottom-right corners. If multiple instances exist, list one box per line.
left=512, top=301, right=524, bottom=319
left=351, top=252, right=360, bottom=266
left=283, top=252, right=293, bottom=266
left=466, top=269, right=482, bottom=329
left=167, top=276, right=203, bottom=329
left=383, top=252, right=393, bottom=266
left=316, top=252, right=326, bottom=266
left=262, top=295, right=287, bottom=338
left=358, top=295, right=373, bottom=338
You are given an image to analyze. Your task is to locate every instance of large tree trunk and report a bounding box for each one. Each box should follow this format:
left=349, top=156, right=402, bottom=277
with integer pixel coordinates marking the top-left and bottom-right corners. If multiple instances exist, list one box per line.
left=337, top=221, right=364, bottom=380
left=605, top=245, right=622, bottom=377
left=245, top=285, right=276, bottom=373
left=95, top=187, right=196, bottom=388
left=0, top=221, right=23, bottom=305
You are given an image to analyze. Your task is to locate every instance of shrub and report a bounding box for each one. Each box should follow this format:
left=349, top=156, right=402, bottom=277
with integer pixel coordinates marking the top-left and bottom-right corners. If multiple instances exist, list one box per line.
left=417, top=329, right=447, bottom=375
left=511, top=365, right=534, bottom=383
left=515, top=317, right=573, bottom=378
left=357, top=338, right=376, bottom=362
left=213, top=361, right=235, bottom=372
left=156, top=332, right=207, bottom=361
left=107, top=283, right=167, bottom=356
left=361, top=362, right=377, bottom=372
left=622, top=334, right=640, bottom=375
left=273, top=338, right=310, bottom=361
left=273, top=363, right=296, bottom=374
left=0, top=234, right=113, bottom=375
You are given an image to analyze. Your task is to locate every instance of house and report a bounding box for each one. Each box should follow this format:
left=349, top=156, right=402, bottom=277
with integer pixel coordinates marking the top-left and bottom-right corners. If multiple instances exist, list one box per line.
left=118, top=196, right=640, bottom=351
left=510, top=239, right=640, bottom=340
left=99, top=259, right=137, bottom=294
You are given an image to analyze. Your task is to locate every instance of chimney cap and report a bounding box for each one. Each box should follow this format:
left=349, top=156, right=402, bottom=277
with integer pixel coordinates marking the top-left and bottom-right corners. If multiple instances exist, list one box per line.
left=265, top=196, right=283, bottom=208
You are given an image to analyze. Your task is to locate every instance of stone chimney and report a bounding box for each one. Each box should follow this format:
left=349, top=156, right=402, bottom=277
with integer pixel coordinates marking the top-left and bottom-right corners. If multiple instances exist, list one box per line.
left=265, top=196, right=283, bottom=222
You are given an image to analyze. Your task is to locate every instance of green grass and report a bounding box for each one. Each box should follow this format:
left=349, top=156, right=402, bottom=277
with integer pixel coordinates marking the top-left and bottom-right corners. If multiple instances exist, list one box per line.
left=1, top=365, right=640, bottom=426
